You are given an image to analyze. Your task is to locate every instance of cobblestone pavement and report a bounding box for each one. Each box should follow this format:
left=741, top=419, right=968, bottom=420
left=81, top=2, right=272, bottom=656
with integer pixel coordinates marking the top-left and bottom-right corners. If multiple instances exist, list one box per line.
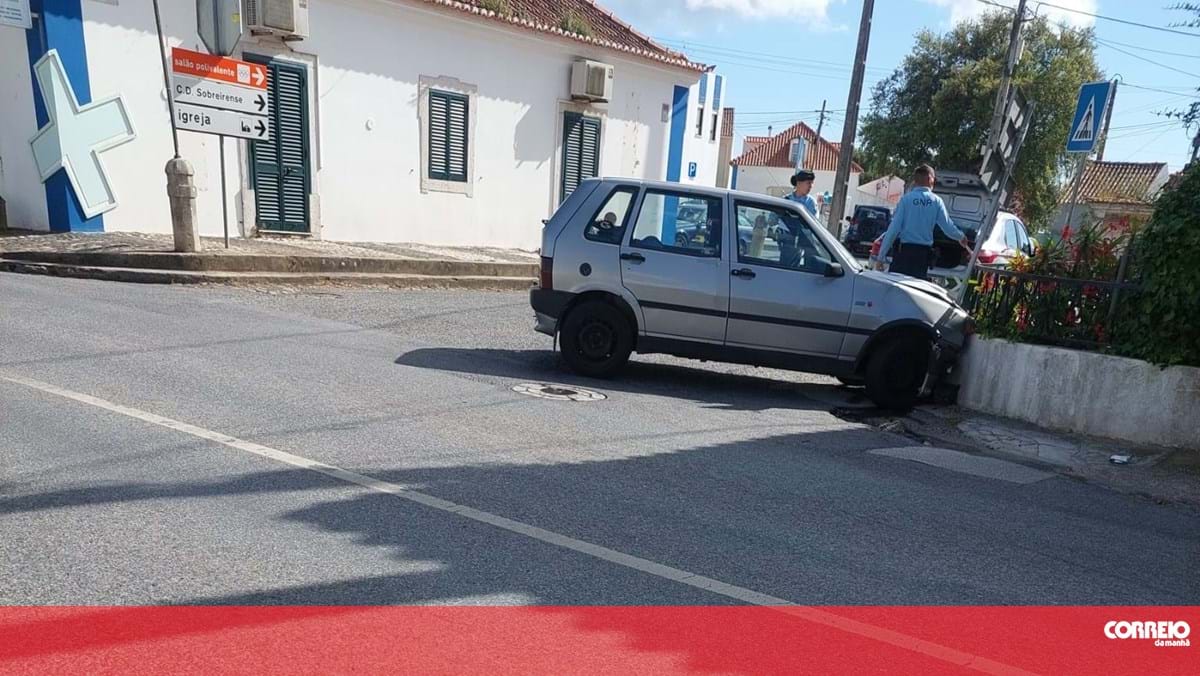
left=0, top=229, right=540, bottom=263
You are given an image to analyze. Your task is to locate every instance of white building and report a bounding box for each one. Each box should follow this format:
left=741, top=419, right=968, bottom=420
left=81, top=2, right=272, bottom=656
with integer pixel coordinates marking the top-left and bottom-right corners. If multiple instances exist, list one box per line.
left=0, top=0, right=725, bottom=250
left=730, top=120, right=861, bottom=222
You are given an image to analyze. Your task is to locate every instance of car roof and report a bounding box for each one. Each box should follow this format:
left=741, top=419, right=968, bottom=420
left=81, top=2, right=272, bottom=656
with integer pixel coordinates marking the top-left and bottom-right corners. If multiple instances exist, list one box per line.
left=593, top=177, right=803, bottom=210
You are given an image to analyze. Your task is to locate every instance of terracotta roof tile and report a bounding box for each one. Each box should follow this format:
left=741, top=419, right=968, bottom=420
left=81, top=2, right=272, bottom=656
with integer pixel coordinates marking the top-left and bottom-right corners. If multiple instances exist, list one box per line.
left=731, top=121, right=862, bottom=173
left=1068, top=160, right=1168, bottom=205
left=721, top=108, right=735, bottom=139
left=413, top=0, right=707, bottom=72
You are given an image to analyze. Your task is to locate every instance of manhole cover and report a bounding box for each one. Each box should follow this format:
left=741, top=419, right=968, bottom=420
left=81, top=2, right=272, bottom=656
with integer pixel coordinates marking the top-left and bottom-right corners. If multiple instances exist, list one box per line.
left=512, top=383, right=607, bottom=402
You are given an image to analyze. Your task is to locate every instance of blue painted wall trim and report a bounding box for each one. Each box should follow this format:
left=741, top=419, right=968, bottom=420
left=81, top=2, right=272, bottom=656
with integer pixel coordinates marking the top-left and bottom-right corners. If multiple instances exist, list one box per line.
left=713, top=75, right=723, bottom=109
left=698, top=73, right=708, bottom=106
left=26, top=0, right=104, bottom=232
left=666, top=85, right=688, bottom=183
left=731, top=165, right=739, bottom=190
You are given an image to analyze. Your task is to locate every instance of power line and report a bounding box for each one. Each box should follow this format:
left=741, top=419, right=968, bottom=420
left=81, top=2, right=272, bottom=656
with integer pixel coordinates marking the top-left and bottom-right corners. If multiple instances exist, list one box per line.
left=1094, top=38, right=1200, bottom=60
left=1122, top=82, right=1199, bottom=97
left=1096, top=39, right=1200, bottom=80
left=976, top=0, right=1200, bottom=38
left=1036, top=1, right=1200, bottom=39
left=654, top=36, right=893, bottom=74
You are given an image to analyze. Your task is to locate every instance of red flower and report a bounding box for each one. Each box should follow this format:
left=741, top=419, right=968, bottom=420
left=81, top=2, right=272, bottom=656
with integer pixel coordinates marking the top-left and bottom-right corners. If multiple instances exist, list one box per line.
left=1082, top=285, right=1100, bottom=299
left=1062, top=225, right=1072, bottom=240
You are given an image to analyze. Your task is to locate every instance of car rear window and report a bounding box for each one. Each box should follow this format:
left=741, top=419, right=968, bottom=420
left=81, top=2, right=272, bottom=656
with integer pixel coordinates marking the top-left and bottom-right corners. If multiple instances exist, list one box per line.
left=950, top=195, right=982, bottom=214
left=583, top=186, right=638, bottom=245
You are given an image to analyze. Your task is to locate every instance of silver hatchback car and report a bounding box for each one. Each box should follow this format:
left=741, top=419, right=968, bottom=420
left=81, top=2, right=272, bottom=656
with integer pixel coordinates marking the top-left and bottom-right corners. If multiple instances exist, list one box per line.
left=530, top=178, right=974, bottom=409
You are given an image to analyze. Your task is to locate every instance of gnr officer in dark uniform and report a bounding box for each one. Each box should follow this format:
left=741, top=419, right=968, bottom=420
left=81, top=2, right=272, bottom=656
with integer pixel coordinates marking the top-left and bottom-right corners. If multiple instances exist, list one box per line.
left=873, top=164, right=968, bottom=280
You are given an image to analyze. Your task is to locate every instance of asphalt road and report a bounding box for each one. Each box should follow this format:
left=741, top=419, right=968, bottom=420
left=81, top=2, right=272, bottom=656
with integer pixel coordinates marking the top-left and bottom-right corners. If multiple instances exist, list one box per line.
left=1, top=274, right=1197, bottom=607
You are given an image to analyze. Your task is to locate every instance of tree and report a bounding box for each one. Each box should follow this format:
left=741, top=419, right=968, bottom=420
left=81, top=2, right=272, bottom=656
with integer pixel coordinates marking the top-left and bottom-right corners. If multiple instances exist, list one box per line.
left=1164, top=4, right=1199, bottom=148
left=858, top=12, right=1101, bottom=229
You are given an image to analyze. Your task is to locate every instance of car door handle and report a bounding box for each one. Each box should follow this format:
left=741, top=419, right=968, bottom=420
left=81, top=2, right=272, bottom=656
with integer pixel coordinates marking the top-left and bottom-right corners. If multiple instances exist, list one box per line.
left=731, top=268, right=756, bottom=279
left=620, top=252, right=645, bottom=263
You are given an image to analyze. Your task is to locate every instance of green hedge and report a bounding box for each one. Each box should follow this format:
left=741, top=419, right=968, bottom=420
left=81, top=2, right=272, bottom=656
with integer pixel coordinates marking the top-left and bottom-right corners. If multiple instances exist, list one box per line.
left=1113, top=164, right=1200, bottom=367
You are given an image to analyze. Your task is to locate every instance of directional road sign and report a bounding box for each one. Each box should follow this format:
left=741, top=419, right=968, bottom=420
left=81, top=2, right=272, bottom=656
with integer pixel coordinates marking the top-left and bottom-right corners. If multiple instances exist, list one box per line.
left=1067, top=80, right=1114, bottom=154
left=174, top=102, right=269, bottom=140
left=170, top=47, right=269, bottom=141
left=172, top=75, right=269, bottom=116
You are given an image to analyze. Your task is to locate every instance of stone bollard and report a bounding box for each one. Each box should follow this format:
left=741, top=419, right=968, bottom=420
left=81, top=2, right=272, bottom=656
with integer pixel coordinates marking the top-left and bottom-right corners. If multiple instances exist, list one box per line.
left=166, top=157, right=200, bottom=253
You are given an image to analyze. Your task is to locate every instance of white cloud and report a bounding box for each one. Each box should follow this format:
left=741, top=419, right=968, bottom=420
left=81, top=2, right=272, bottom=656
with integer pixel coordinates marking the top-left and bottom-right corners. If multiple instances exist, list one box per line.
left=923, top=0, right=1097, bottom=28
left=683, top=0, right=836, bottom=20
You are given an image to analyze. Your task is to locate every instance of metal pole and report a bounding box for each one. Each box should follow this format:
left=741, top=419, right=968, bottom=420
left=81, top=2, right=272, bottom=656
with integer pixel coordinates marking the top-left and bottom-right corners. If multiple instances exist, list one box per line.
left=1105, top=241, right=1132, bottom=332
left=986, top=0, right=1028, bottom=155
left=1062, top=153, right=1088, bottom=235
left=151, top=0, right=180, bottom=158
left=829, top=0, right=875, bottom=239
left=219, top=136, right=230, bottom=248
left=958, top=102, right=1037, bottom=303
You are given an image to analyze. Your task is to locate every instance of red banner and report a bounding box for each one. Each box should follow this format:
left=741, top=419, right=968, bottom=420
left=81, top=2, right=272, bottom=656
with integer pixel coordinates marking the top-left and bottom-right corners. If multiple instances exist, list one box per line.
left=1, top=606, right=1194, bottom=674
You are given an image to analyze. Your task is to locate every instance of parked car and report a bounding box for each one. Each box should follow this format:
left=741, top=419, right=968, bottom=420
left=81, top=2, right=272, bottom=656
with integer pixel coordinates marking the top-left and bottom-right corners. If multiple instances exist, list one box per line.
left=531, top=178, right=974, bottom=410
left=843, top=205, right=892, bottom=257
left=868, top=209, right=1033, bottom=271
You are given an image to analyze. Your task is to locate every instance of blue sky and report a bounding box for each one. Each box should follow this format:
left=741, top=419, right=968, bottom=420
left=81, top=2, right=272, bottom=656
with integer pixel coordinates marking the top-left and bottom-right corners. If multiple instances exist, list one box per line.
left=602, top=0, right=1199, bottom=172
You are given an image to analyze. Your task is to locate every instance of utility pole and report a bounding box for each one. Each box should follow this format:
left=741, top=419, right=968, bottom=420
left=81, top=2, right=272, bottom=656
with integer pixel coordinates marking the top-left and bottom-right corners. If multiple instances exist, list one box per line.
left=829, top=0, right=874, bottom=238
left=986, top=0, right=1028, bottom=155
left=814, top=99, right=828, bottom=141
left=1095, top=80, right=1118, bottom=161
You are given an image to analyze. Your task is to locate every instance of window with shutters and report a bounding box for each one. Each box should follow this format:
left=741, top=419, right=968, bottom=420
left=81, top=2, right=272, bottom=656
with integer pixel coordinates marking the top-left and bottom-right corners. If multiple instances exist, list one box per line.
left=419, top=76, right=476, bottom=196
left=428, top=90, right=468, bottom=182
left=559, top=112, right=601, bottom=204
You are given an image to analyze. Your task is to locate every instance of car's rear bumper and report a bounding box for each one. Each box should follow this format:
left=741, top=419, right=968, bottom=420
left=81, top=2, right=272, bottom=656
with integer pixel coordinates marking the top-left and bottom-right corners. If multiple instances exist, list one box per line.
left=530, top=288, right=575, bottom=336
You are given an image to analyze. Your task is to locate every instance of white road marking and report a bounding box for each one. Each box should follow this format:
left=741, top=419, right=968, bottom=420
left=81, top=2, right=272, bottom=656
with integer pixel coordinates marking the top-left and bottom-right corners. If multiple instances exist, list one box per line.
left=3, top=373, right=1030, bottom=675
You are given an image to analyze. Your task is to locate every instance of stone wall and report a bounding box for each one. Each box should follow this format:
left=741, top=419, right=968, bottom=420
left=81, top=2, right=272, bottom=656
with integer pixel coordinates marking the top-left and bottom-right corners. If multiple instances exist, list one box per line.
left=957, top=337, right=1199, bottom=450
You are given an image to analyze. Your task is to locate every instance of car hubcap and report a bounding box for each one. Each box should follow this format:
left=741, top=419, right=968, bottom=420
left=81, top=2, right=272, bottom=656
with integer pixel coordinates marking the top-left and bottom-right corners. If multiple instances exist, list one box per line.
left=578, top=320, right=615, bottom=361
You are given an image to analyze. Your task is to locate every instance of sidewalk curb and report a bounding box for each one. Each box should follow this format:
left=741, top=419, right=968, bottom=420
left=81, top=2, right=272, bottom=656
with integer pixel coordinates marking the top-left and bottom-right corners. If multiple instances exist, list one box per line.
left=0, top=259, right=536, bottom=291
left=0, top=250, right=539, bottom=278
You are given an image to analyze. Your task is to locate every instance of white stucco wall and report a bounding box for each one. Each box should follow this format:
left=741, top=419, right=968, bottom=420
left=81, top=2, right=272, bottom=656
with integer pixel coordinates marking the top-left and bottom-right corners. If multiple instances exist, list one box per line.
left=0, top=25, right=49, bottom=230
left=81, top=0, right=239, bottom=239
left=2, top=0, right=716, bottom=249
left=733, top=166, right=861, bottom=220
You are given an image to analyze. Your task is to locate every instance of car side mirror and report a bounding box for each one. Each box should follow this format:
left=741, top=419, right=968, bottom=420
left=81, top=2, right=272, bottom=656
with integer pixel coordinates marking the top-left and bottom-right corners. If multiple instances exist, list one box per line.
left=824, top=262, right=845, bottom=278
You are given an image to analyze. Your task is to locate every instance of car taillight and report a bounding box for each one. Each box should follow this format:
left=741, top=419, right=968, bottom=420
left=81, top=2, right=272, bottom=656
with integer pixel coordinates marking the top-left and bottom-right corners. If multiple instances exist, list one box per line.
left=870, top=238, right=881, bottom=257
left=978, top=250, right=998, bottom=265
left=539, top=256, right=553, bottom=290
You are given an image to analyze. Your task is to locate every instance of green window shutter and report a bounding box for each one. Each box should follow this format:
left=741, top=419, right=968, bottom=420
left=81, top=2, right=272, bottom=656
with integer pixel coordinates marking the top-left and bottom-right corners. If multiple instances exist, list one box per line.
left=561, top=112, right=601, bottom=203
left=429, top=90, right=469, bottom=182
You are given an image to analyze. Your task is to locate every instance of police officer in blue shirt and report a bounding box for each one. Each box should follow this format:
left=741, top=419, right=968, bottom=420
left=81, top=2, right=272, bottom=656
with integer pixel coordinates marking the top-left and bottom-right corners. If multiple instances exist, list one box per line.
left=785, top=170, right=818, bottom=217
left=874, top=164, right=969, bottom=280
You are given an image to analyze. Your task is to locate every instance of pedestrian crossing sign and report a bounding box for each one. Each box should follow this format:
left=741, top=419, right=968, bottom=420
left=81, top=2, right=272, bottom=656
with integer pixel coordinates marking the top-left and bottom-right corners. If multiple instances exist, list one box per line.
left=1067, top=80, right=1114, bottom=153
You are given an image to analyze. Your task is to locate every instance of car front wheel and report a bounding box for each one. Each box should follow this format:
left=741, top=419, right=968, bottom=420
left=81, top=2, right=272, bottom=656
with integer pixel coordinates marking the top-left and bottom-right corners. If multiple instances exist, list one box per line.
left=864, top=336, right=931, bottom=411
left=559, top=300, right=634, bottom=378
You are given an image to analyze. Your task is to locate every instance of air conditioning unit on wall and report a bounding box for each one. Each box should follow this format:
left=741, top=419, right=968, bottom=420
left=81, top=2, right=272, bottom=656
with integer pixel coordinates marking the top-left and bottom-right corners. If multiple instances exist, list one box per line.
left=245, top=0, right=310, bottom=40
left=571, top=60, right=614, bottom=103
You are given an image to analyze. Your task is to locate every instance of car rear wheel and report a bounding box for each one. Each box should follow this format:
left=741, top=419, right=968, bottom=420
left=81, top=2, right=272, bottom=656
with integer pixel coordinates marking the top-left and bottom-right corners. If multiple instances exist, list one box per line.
left=865, top=336, right=931, bottom=411
left=559, top=300, right=634, bottom=378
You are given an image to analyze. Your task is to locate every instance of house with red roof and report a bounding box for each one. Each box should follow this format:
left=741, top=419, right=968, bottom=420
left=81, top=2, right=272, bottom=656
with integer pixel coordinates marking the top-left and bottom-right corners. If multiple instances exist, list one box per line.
left=0, top=0, right=725, bottom=249
left=730, top=120, right=863, bottom=223
left=1056, top=160, right=1170, bottom=233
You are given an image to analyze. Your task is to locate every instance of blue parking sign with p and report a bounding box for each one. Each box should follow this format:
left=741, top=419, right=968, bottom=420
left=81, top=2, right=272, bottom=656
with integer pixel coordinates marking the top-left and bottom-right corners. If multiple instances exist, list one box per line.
left=1067, top=80, right=1114, bottom=153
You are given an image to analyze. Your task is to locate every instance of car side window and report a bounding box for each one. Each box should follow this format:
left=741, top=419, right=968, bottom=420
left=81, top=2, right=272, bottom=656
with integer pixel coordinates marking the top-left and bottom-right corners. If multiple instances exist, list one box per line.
left=630, top=190, right=723, bottom=257
left=584, top=187, right=638, bottom=245
left=1015, top=220, right=1033, bottom=254
left=736, top=202, right=834, bottom=275
left=1004, top=220, right=1021, bottom=250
